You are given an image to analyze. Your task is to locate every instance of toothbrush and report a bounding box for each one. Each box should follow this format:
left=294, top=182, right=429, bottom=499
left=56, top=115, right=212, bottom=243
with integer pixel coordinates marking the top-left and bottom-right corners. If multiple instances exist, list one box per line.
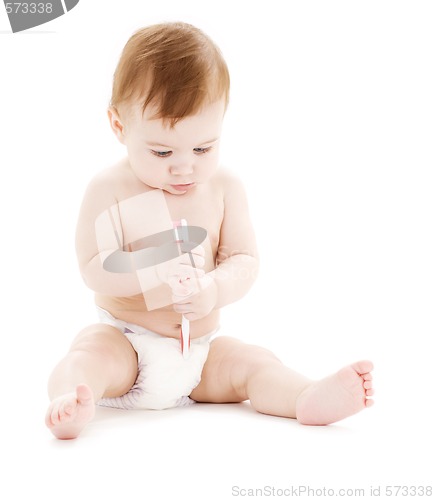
left=181, top=310, right=190, bottom=359
left=174, top=219, right=192, bottom=358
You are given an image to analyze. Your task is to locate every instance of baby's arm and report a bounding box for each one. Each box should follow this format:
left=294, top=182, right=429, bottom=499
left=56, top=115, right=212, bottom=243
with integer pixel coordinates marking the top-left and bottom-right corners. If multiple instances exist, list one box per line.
left=211, top=173, right=259, bottom=308
left=76, top=170, right=204, bottom=298
left=75, top=173, right=143, bottom=296
left=172, top=174, right=258, bottom=320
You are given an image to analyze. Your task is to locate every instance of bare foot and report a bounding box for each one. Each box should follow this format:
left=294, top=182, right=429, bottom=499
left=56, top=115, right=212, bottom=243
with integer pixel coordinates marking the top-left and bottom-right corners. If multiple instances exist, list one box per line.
left=45, top=384, right=95, bottom=439
left=296, top=360, right=374, bottom=425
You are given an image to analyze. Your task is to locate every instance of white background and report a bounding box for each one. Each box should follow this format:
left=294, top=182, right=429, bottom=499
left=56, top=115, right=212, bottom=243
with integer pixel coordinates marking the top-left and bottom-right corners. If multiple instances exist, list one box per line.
left=1, top=1, right=433, bottom=499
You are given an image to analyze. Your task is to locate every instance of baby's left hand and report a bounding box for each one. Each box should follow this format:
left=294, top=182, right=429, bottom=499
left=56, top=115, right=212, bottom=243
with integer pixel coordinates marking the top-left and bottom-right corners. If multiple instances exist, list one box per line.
left=169, top=272, right=218, bottom=321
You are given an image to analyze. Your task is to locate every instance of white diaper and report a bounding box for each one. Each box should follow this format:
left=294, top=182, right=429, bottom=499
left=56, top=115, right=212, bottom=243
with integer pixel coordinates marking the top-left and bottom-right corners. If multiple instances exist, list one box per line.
left=96, top=307, right=217, bottom=410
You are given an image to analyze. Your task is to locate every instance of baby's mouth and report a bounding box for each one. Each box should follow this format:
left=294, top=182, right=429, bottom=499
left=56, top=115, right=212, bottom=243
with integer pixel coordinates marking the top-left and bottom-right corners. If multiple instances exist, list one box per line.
left=170, top=183, right=195, bottom=192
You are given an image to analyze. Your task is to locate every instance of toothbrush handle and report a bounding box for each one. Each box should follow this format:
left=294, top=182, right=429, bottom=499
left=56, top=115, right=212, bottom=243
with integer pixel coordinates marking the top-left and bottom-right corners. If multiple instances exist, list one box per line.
left=181, top=315, right=190, bottom=358
left=180, top=219, right=190, bottom=358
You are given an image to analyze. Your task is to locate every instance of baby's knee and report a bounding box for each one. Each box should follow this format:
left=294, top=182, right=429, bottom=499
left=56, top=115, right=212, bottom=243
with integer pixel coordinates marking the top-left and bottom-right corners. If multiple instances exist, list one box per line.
left=242, top=343, right=281, bottom=366
left=231, top=343, right=281, bottom=385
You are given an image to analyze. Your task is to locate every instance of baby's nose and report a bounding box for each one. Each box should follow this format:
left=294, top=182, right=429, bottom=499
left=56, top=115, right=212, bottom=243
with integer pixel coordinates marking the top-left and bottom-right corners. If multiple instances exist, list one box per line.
left=170, top=159, right=194, bottom=176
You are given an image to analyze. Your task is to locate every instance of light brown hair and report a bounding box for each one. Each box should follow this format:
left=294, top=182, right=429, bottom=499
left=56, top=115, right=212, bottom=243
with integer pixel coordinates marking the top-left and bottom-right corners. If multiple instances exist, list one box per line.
left=110, top=22, right=230, bottom=127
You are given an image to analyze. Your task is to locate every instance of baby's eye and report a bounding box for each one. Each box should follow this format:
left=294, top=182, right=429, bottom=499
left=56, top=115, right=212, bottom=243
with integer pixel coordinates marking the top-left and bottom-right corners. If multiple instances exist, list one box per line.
left=193, top=147, right=212, bottom=155
left=151, top=150, right=172, bottom=158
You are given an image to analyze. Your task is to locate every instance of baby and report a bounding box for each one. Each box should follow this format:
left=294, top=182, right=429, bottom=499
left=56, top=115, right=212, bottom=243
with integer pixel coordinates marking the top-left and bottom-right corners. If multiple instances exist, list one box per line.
left=45, top=22, right=374, bottom=439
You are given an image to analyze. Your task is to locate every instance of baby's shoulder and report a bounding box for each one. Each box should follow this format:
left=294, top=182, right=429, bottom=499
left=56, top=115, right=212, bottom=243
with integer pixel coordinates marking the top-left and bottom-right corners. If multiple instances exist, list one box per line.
left=85, top=158, right=143, bottom=199
left=212, top=167, right=248, bottom=202
left=213, top=167, right=245, bottom=191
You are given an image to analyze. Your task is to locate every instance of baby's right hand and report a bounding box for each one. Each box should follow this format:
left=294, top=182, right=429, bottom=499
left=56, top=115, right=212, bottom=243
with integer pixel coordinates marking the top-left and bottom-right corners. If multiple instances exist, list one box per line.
left=155, top=244, right=205, bottom=285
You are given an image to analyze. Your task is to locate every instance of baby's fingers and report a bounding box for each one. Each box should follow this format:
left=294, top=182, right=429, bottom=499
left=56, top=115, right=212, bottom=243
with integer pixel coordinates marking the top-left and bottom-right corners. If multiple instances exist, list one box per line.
left=179, top=244, right=205, bottom=269
left=168, top=268, right=204, bottom=296
left=155, top=247, right=205, bottom=284
left=170, top=265, right=204, bottom=281
left=169, top=278, right=192, bottom=297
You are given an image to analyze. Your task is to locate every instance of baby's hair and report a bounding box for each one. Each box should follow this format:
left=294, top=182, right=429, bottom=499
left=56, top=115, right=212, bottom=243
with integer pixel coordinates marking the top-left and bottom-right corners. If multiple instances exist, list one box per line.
left=110, top=22, right=230, bottom=127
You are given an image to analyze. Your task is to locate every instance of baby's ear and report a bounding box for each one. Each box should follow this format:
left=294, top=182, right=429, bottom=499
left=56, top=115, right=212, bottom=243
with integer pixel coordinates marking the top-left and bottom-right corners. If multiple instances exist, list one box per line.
left=107, top=107, right=126, bottom=144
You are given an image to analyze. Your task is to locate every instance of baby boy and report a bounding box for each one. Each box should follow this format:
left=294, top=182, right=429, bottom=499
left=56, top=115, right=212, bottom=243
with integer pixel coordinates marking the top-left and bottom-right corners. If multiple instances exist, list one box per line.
left=45, top=22, right=374, bottom=439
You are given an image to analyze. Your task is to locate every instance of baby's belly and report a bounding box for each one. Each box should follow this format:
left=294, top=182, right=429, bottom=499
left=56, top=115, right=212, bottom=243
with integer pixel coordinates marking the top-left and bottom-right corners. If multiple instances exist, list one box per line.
left=95, top=293, right=220, bottom=339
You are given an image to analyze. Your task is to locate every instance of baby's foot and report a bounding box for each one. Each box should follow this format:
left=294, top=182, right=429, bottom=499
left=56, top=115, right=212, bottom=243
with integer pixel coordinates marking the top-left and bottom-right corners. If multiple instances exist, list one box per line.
left=296, top=360, right=374, bottom=425
left=45, top=384, right=95, bottom=439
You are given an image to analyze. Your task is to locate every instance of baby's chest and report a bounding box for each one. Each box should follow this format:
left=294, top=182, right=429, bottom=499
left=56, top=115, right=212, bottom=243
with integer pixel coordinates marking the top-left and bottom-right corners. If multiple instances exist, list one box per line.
left=117, top=188, right=224, bottom=265
left=169, top=193, right=224, bottom=257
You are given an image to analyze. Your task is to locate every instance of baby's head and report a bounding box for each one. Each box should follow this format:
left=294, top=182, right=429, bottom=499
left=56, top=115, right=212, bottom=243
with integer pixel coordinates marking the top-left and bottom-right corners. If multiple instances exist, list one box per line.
left=108, top=22, right=230, bottom=195
left=110, top=22, right=230, bottom=127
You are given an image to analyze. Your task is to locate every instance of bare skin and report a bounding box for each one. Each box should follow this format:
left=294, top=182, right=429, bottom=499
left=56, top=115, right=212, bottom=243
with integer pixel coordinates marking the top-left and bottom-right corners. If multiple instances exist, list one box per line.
left=46, top=334, right=373, bottom=439
left=46, top=99, right=374, bottom=439
left=46, top=385, right=95, bottom=440
left=295, top=361, right=374, bottom=425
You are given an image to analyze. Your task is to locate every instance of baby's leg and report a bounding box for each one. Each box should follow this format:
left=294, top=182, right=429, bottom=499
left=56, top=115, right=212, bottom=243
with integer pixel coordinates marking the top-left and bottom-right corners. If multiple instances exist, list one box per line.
left=45, top=324, right=137, bottom=439
left=191, top=337, right=373, bottom=425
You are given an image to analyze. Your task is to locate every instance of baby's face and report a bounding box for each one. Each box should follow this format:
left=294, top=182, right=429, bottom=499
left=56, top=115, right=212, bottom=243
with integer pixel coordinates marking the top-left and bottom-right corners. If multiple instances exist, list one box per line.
left=119, top=99, right=225, bottom=195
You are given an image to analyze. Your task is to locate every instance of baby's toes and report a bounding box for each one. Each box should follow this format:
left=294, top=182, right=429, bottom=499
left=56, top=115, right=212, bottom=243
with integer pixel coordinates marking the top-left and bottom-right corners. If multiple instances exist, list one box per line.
left=46, top=395, right=77, bottom=427
left=363, top=380, right=372, bottom=390
left=362, top=375, right=374, bottom=397
left=46, top=403, right=61, bottom=427
left=355, top=360, right=374, bottom=375
left=59, top=401, right=77, bottom=422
